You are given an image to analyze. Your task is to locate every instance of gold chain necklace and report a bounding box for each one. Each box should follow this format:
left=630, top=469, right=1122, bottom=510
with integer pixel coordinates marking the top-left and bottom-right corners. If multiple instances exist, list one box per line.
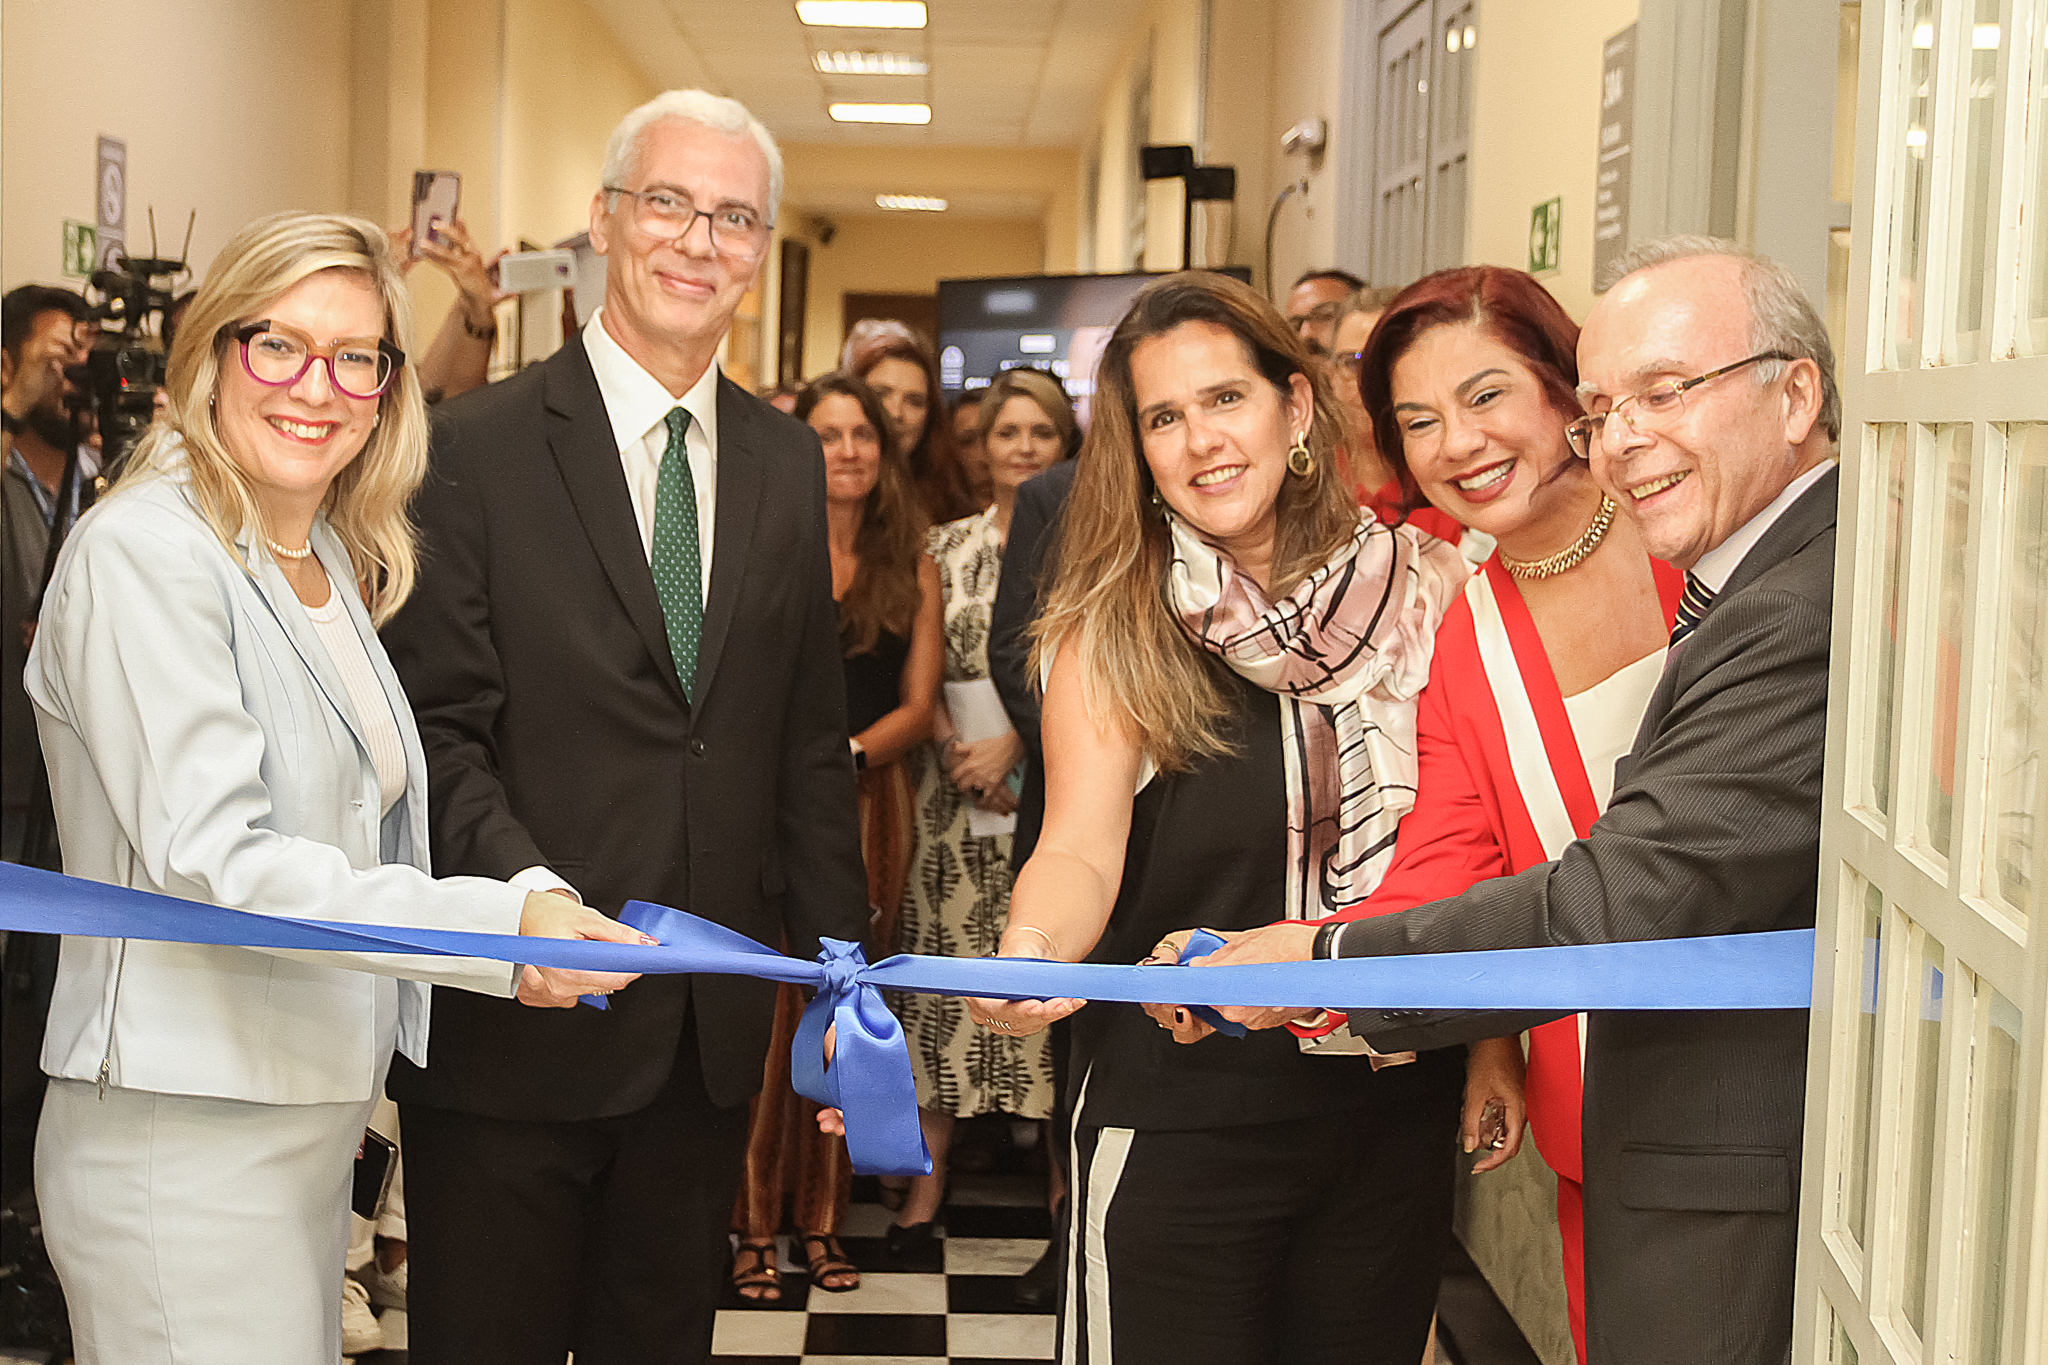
left=1499, top=495, right=1616, bottom=580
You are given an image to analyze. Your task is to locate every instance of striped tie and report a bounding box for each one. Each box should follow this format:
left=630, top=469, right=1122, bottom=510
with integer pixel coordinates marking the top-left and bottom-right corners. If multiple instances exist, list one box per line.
left=651, top=406, right=703, bottom=700
left=1670, top=571, right=1714, bottom=646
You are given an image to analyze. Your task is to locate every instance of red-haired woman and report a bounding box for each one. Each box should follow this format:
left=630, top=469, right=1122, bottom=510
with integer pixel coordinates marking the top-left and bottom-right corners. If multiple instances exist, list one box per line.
left=1342, top=266, right=1681, bottom=1360
left=846, top=320, right=976, bottom=524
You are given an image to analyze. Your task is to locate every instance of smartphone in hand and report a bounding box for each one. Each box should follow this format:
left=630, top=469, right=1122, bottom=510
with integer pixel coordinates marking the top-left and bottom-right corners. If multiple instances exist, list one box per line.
left=409, top=170, right=461, bottom=258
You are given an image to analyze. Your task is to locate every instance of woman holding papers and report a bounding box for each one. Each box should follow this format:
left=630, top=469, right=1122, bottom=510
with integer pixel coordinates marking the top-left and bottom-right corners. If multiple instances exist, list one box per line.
left=22, top=212, right=639, bottom=1365
left=884, top=366, right=1073, bottom=1253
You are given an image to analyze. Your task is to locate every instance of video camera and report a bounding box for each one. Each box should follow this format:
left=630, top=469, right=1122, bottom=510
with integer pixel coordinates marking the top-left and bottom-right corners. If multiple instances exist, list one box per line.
left=64, top=210, right=192, bottom=481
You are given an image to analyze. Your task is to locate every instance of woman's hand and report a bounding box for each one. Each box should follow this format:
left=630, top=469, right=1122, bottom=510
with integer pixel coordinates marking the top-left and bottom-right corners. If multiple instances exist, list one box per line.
left=1462, top=1035, right=1527, bottom=1172
left=966, top=991, right=1085, bottom=1037
left=513, top=891, right=651, bottom=1009
left=945, top=732, right=1024, bottom=804
left=965, top=926, right=1083, bottom=1037
left=415, top=218, right=511, bottom=324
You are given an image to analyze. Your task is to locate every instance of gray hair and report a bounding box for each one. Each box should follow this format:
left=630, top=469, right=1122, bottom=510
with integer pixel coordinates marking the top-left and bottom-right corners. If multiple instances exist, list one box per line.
left=600, top=89, right=784, bottom=219
left=1331, top=284, right=1407, bottom=336
left=1600, top=234, right=1839, bottom=443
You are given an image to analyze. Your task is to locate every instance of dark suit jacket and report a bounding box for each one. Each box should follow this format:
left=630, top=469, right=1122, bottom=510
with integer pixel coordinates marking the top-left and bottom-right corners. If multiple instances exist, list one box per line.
left=1339, top=468, right=1838, bottom=1365
left=381, top=336, right=868, bottom=1121
left=988, top=460, right=1077, bottom=867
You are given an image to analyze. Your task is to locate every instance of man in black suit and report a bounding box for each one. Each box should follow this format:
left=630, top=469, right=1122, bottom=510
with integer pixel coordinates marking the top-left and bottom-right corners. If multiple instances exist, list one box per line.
left=381, top=90, right=867, bottom=1365
left=1203, top=237, right=1839, bottom=1364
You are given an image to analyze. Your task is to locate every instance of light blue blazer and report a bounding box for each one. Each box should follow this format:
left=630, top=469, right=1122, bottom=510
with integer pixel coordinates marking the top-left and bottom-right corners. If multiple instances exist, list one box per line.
left=26, top=470, right=526, bottom=1106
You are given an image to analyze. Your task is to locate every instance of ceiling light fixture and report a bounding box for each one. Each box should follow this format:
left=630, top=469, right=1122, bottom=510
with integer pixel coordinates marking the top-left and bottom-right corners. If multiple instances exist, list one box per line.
left=797, top=1, right=927, bottom=28
left=876, top=194, right=947, bottom=211
left=830, top=102, right=931, bottom=124
left=814, top=50, right=930, bottom=75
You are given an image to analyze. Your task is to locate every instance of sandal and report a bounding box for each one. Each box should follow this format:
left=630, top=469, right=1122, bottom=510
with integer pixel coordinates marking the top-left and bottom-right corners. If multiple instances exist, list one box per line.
left=731, top=1239, right=781, bottom=1302
left=800, top=1231, right=861, bottom=1293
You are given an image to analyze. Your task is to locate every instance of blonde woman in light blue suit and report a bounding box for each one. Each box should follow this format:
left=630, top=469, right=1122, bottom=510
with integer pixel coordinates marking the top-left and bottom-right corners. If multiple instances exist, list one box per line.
left=24, top=211, right=649, bottom=1365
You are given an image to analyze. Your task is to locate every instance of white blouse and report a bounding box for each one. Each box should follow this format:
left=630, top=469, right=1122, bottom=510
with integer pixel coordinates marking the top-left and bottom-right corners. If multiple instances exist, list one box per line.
left=302, top=574, right=408, bottom=815
left=1563, top=648, right=1667, bottom=809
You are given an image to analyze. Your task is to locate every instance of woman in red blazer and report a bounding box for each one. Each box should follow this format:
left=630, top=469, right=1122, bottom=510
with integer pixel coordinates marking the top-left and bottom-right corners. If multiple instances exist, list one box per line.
left=1340, top=267, right=1682, bottom=1362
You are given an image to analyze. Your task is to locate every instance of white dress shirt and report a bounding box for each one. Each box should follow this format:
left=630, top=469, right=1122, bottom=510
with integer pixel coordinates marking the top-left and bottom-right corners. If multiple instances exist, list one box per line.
left=511, top=310, right=723, bottom=903
left=582, top=306, right=719, bottom=594
left=1690, top=458, right=1837, bottom=593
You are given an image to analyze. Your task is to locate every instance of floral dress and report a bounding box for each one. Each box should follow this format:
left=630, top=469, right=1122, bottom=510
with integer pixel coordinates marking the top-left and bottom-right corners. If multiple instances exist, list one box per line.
left=889, top=507, right=1055, bottom=1119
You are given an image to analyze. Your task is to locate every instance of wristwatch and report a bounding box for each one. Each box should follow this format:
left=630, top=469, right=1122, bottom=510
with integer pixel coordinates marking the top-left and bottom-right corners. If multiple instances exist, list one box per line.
left=1312, top=919, right=1346, bottom=960
left=850, top=740, right=868, bottom=771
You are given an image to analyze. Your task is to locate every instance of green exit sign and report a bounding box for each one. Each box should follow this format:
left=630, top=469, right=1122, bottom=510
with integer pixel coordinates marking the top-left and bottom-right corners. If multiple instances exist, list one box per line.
left=62, top=221, right=97, bottom=278
left=1529, top=197, right=1562, bottom=275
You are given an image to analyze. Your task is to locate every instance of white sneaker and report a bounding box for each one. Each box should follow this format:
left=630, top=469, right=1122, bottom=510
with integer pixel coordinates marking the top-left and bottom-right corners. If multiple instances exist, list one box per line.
left=341, top=1275, right=384, bottom=1356
left=359, top=1256, right=408, bottom=1310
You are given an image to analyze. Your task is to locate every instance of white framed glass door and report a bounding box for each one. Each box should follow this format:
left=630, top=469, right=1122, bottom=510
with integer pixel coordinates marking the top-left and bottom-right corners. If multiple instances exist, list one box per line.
left=1796, top=0, right=2048, bottom=1361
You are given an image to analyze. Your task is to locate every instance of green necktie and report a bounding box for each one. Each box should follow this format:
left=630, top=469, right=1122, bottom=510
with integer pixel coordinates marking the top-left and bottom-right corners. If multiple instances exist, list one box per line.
left=651, top=406, right=703, bottom=700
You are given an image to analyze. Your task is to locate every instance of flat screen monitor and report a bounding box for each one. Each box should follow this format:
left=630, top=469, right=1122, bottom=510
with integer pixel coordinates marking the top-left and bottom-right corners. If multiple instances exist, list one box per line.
left=937, top=269, right=1253, bottom=426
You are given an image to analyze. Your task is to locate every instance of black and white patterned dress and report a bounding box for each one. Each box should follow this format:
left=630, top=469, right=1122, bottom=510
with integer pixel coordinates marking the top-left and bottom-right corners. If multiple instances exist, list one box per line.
left=889, top=508, right=1055, bottom=1120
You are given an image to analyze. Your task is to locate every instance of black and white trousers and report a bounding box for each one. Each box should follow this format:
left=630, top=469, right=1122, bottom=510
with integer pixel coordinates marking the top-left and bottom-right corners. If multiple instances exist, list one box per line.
left=1061, top=1051, right=1462, bottom=1365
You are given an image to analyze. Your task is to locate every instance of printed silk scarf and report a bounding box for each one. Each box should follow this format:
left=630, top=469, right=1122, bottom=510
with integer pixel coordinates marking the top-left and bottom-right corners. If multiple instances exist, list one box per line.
left=1166, top=512, right=1476, bottom=923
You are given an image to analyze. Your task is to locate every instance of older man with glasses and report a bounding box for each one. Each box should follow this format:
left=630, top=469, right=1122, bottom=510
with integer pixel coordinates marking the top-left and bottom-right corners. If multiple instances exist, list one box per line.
left=380, top=90, right=868, bottom=1365
left=1200, top=234, right=1839, bottom=1365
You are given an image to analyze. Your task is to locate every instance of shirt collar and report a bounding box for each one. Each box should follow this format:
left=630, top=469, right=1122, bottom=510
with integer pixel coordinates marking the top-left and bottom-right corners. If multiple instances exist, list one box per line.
left=581, top=307, right=720, bottom=455
left=1690, top=458, right=1836, bottom=593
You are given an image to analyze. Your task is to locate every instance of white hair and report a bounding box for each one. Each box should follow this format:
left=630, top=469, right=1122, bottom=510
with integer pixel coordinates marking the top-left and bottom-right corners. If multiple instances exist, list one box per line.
left=600, top=89, right=784, bottom=219
left=1600, top=234, right=1840, bottom=443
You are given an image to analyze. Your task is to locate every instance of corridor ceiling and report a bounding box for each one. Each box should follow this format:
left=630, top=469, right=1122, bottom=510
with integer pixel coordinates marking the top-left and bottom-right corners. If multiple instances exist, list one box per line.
left=588, top=0, right=1148, bottom=148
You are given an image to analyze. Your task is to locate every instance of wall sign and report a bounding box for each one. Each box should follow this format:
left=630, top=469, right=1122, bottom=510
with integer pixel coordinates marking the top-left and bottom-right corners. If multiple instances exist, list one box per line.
left=95, top=135, right=127, bottom=270
left=1529, top=197, right=1562, bottom=275
left=61, top=221, right=97, bottom=278
left=1594, top=25, right=1636, bottom=290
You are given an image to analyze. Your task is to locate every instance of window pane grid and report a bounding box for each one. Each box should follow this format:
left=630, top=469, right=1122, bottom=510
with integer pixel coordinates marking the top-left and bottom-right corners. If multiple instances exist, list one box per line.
left=1986, top=423, right=2048, bottom=919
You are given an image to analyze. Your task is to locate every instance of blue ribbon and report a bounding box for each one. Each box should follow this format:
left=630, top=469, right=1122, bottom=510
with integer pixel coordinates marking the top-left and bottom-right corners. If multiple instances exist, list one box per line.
left=0, top=862, right=1815, bottom=1175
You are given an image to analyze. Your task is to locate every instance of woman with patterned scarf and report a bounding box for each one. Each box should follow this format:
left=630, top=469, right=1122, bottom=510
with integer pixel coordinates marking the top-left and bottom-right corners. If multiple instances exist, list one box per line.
left=962, top=272, right=1528, bottom=1365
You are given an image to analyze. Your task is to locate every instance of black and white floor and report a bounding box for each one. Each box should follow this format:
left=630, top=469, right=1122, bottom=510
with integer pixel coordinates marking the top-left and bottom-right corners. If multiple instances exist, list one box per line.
left=710, top=1171, right=1057, bottom=1365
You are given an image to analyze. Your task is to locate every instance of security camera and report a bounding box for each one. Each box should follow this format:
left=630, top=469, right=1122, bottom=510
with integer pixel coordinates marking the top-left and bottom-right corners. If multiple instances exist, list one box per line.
left=813, top=215, right=838, bottom=246
left=1281, top=119, right=1327, bottom=157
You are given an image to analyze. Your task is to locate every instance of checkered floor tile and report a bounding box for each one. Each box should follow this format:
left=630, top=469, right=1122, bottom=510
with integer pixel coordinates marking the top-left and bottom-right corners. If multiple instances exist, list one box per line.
left=711, top=1172, right=1057, bottom=1364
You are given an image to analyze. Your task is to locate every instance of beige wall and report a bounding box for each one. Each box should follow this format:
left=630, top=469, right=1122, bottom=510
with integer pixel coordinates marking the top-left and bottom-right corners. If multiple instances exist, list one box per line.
left=1258, top=0, right=1351, bottom=295
left=1468, top=0, right=1640, bottom=321
left=1075, top=0, right=1209, bottom=274
left=503, top=0, right=656, bottom=251
left=2, top=0, right=653, bottom=358
left=1, top=0, right=354, bottom=289
left=786, top=214, right=1046, bottom=379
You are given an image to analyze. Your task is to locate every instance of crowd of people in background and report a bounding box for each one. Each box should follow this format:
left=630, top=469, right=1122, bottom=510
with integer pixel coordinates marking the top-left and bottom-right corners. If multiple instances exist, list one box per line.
left=0, top=80, right=1839, bottom=1365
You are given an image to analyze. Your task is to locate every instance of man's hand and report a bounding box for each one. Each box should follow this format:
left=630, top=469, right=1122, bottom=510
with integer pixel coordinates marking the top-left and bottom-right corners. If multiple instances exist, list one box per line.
left=513, top=891, right=652, bottom=1008
left=1186, top=922, right=1329, bottom=1029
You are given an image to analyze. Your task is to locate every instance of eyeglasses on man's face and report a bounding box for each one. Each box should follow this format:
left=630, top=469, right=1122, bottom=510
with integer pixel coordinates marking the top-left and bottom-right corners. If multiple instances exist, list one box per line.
left=226, top=321, right=404, bottom=400
left=1564, top=350, right=1795, bottom=460
left=604, top=185, right=773, bottom=261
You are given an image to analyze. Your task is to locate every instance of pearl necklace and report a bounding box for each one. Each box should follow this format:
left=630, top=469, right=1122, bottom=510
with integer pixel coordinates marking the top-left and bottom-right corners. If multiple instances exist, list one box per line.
left=266, top=537, right=313, bottom=560
left=1499, top=495, right=1616, bottom=580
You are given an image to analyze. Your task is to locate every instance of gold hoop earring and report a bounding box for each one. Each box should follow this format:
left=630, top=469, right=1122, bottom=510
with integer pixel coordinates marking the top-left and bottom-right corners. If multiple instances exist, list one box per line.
left=1286, top=434, right=1313, bottom=477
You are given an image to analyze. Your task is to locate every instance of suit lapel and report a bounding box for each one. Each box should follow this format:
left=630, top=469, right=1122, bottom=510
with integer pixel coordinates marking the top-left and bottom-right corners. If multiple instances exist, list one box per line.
left=240, top=527, right=371, bottom=760
left=542, top=337, right=688, bottom=704
left=692, top=375, right=765, bottom=701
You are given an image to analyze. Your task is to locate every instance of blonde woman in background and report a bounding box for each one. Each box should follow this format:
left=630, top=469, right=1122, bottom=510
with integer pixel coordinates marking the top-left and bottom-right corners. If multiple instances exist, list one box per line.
left=25, top=211, right=643, bottom=1365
